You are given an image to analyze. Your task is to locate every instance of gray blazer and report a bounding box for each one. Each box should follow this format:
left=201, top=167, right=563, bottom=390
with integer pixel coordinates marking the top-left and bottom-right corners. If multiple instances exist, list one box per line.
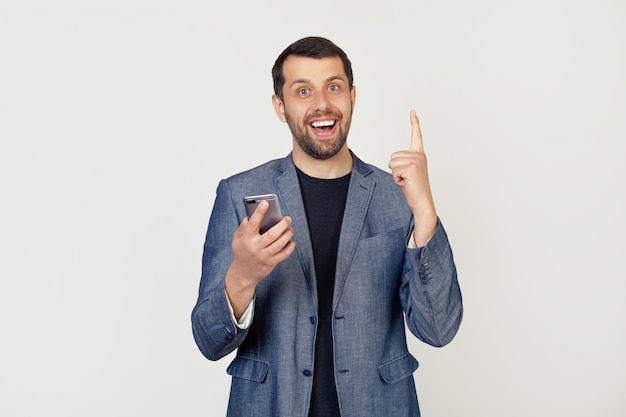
left=192, top=152, right=463, bottom=417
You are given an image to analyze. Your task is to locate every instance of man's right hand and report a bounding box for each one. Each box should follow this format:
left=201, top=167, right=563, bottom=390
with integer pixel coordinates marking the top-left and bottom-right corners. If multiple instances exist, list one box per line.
left=225, top=200, right=296, bottom=319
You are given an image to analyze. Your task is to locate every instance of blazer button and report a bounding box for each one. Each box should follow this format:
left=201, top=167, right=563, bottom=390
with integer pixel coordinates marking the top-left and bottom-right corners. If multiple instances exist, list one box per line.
left=225, top=335, right=234, bottom=343
left=309, top=316, right=316, bottom=325
left=303, top=369, right=312, bottom=377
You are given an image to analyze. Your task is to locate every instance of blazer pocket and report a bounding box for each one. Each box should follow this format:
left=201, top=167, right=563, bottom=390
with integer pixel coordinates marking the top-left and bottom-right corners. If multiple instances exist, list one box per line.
left=355, top=226, right=406, bottom=268
left=227, top=356, right=269, bottom=383
left=378, top=353, right=420, bottom=384
left=359, top=226, right=406, bottom=246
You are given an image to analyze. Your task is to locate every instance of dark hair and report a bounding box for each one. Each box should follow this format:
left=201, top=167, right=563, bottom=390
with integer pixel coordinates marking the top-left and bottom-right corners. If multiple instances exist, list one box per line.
left=272, top=36, right=354, bottom=100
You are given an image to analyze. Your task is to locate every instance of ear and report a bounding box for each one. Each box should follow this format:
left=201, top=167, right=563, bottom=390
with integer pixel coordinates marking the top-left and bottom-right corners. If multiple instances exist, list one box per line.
left=272, top=94, right=287, bottom=123
left=350, top=85, right=357, bottom=110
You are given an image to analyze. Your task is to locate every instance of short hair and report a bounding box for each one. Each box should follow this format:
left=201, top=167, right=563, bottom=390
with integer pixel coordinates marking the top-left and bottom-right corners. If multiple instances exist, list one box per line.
left=272, top=36, right=354, bottom=100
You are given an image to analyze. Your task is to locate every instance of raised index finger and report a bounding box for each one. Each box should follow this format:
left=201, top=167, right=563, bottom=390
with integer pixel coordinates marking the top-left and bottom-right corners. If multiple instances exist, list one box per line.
left=409, top=110, right=424, bottom=152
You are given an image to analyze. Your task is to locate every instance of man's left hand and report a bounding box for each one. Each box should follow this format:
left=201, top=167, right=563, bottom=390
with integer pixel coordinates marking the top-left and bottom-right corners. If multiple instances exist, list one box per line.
left=388, top=110, right=438, bottom=246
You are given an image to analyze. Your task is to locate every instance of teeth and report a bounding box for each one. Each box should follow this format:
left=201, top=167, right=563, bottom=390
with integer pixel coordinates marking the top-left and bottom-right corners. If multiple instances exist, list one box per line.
left=311, top=120, right=335, bottom=128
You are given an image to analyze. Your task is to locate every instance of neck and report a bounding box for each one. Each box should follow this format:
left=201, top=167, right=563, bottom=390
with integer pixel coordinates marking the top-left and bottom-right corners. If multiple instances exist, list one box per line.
left=292, top=146, right=353, bottom=179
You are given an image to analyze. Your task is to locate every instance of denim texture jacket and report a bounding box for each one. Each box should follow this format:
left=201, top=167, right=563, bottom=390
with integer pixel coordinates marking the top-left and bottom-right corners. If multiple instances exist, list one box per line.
left=191, top=152, right=463, bottom=417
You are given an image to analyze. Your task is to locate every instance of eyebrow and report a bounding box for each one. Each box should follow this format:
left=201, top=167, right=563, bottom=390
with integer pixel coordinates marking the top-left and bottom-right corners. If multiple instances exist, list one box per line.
left=289, top=75, right=346, bottom=88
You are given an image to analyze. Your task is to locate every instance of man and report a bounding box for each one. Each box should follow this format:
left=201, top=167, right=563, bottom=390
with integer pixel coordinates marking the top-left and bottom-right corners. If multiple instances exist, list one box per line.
left=192, top=36, right=463, bottom=417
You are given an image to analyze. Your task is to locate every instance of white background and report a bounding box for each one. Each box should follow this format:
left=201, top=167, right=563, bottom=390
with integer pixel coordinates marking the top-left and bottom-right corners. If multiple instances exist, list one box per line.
left=1, top=1, right=625, bottom=416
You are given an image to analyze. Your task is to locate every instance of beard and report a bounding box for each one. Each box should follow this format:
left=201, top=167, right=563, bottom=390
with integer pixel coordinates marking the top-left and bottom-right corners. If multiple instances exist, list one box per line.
left=284, top=110, right=351, bottom=160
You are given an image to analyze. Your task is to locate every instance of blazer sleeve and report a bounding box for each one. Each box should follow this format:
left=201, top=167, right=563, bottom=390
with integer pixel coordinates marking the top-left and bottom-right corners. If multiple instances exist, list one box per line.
left=191, top=180, right=250, bottom=361
left=400, top=219, right=463, bottom=347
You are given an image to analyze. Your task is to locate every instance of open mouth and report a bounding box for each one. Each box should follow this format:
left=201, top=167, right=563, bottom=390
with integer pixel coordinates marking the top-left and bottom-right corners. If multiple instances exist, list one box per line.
left=310, top=119, right=336, bottom=132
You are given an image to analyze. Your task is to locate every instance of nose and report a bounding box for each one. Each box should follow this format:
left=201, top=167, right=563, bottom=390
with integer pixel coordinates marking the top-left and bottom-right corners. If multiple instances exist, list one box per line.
left=311, top=91, right=331, bottom=111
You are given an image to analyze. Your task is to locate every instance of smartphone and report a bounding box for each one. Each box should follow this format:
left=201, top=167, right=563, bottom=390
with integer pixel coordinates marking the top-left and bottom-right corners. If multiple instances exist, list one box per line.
left=243, top=193, right=284, bottom=234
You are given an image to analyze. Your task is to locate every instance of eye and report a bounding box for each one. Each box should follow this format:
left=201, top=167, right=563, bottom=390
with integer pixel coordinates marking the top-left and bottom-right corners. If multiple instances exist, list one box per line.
left=297, top=87, right=310, bottom=96
left=328, top=84, right=339, bottom=91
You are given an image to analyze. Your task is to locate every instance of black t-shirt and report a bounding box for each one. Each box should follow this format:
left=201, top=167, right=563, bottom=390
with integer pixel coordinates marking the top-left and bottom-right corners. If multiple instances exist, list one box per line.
left=297, top=167, right=351, bottom=417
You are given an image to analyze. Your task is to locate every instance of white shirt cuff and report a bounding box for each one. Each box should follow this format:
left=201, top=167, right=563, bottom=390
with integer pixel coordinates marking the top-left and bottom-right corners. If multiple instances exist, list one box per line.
left=225, top=288, right=254, bottom=329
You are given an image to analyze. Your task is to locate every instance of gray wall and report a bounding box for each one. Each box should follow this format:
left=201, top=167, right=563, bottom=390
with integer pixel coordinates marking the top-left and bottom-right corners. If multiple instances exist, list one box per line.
left=1, top=0, right=624, bottom=416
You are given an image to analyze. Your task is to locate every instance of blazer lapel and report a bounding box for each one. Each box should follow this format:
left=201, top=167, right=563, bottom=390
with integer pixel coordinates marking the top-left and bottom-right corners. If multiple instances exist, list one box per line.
left=274, top=155, right=318, bottom=305
left=333, top=157, right=375, bottom=308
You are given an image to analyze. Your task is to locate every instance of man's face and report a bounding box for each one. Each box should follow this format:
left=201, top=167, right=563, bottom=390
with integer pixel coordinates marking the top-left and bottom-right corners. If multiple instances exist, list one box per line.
left=273, top=56, right=356, bottom=160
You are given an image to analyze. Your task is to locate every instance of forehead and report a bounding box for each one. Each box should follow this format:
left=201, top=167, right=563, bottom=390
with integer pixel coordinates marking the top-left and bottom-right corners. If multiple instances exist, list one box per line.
left=282, top=55, right=347, bottom=85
